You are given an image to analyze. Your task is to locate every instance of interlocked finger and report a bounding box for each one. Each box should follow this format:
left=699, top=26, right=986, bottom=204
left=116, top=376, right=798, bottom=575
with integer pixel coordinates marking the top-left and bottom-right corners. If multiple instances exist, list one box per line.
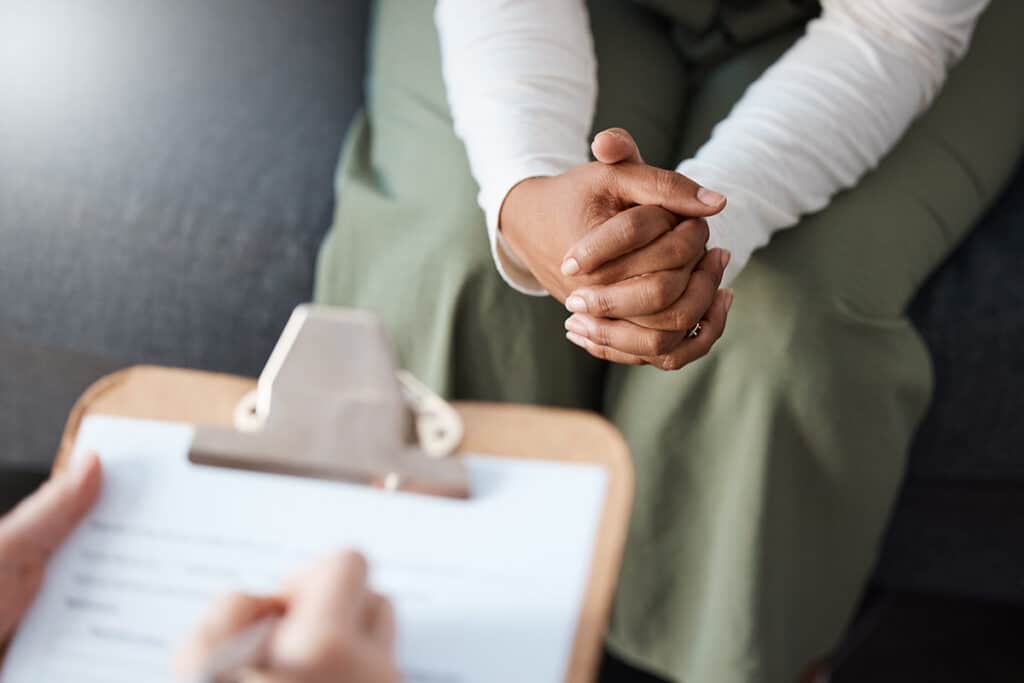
left=564, top=330, right=647, bottom=366
left=646, top=288, right=732, bottom=370
left=626, top=248, right=728, bottom=331
left=566, top=268, right=691, bottom=318
left=562, top=205, right=677, bottom=276
left=565, top=288, right=733, bottom=371
left=584, top=219, right=708, bottom=286
left=565, top=314, right=688, bottom=357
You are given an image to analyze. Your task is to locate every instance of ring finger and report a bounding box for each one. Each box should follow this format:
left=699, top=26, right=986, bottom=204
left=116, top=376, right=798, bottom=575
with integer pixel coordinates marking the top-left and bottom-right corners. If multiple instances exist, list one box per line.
left=565, top=314, right=687, bottom=357
left=627, top=248, right=727, bottom=331
left=566, top=288, right=733, bottom=370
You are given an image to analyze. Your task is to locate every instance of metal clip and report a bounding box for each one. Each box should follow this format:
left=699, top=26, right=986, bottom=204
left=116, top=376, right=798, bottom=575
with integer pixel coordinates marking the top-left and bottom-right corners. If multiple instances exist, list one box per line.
left=191, top=305, right=470, bottom=499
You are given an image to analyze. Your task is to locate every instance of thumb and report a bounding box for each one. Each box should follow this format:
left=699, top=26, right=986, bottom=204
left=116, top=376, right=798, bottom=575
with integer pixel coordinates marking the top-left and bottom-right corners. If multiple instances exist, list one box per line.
left=0, top=453, right=102, bottom=556
left=592, top=127, right=643, bottom=165
left=613, top=163, right=727, bottom=217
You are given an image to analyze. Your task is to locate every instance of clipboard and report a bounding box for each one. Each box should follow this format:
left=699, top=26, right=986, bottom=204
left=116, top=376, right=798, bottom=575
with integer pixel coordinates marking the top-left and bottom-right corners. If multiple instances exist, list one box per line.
left=50, top=306, right=634, bottom=683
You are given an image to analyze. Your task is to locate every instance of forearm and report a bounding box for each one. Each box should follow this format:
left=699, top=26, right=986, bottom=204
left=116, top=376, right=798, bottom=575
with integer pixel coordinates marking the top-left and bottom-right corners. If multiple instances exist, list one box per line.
left=436, top=0, right=597, bottom=294
left=680, top=0, right=989, bottom=285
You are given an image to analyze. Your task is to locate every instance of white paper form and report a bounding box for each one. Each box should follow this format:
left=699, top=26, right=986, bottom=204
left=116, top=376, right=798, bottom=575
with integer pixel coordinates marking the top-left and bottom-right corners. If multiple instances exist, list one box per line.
left=1, top=416, right=608, bottom=683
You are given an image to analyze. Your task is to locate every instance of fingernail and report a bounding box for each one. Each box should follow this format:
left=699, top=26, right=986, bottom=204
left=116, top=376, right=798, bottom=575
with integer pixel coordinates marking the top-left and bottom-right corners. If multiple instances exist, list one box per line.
left=566, top=331, right=587, bottom=348
left=697, top=187, right=725, bottom=207
left=561, top=258, right=580, bottom=276
left=720, top=249, right=732, bottom=269
left=565, top=295, right=588, bottom=313
left=565, top=315, right=587, bottom=336
left=723, top=288, right=735, bottom=312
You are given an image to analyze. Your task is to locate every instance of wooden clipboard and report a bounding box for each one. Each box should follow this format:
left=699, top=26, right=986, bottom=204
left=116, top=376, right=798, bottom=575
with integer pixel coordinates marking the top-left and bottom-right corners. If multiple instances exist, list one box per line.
left=53, top=364, right=634, bottom=683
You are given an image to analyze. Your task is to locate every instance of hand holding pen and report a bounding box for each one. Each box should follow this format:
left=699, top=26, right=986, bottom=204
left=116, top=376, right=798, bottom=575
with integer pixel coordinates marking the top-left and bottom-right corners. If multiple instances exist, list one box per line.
left=178, top=551, right=399, bottom=683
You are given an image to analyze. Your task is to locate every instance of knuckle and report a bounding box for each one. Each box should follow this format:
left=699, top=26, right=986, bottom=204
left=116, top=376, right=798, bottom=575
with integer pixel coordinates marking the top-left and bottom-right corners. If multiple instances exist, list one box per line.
left=654, top=170, right=683, bottom=198
left=593, top=291, right=615, bottom=316
left=642, top=332, right=670, bottom=357
left=617, top=213, right=641, bottom=244
left=635, top=281, right=657, bottom=312
left=647, top=277, right=675, bottom=310
left=575, top=240, right=597, bottom=265
left=669, top=309, right=694, bottom=333
left=654, top=332, right=679, bottom=356
left=592, top=325, right=611, bottom=346
left=667, top=231, right=692, bottom=264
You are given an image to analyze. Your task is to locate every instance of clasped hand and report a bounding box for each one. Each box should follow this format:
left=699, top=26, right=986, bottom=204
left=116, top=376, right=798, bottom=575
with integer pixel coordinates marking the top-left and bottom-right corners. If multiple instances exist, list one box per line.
left=500, top=128, right=733, bottom=371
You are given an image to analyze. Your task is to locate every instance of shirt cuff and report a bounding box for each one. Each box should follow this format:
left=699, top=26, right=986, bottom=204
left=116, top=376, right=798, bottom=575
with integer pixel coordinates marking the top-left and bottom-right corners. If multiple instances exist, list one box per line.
left=479, top=156, right=584, bottom=297
left=677, top=159, right=779, bottom=289
left=703, top=215, right=748, bottom=288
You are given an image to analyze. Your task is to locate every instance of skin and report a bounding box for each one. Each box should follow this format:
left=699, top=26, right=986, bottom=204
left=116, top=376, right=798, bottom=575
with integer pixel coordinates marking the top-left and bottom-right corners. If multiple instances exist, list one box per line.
left=500, top=127, right=734, bottom=371
left=0, top=453, right=102, bottom=649
left=177, top=551, right=399, bottom=683
left=0, top=457, right=398, bottom=683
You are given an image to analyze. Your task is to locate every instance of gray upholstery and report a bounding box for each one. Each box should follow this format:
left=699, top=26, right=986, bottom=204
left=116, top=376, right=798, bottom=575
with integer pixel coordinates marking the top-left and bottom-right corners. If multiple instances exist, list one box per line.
left=0, top=0, right=1021, bottom=601
left=0, top=0, right=369, bottom=466
left=908, top=170, right=1024, bottom=483
left=878, top=163, right=1024, bottom=599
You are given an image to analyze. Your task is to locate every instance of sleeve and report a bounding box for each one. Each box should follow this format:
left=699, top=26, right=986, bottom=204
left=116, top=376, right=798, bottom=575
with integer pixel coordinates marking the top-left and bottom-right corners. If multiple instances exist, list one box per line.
left=678, top=0, right=990, bottom=286
left=435, top=0, right=597, bottom=295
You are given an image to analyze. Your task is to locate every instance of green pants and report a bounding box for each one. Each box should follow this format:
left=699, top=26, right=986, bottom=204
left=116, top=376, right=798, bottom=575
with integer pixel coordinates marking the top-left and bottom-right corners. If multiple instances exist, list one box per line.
left=316, top=2, right=1024, bottom=681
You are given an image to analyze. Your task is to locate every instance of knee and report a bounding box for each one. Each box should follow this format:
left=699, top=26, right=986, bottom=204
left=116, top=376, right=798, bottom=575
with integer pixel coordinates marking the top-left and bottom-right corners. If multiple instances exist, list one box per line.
left=718, top=269, right=931, bottom=407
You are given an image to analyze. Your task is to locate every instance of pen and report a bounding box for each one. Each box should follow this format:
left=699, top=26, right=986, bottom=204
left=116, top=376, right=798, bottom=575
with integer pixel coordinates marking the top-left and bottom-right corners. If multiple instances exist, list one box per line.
left=189, top=615, right=279, bottom=683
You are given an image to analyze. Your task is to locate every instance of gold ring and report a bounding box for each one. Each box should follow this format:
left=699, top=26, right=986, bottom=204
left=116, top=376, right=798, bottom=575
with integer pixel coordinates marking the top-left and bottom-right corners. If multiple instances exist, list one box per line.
left=686, top=322, right=702, bottom=338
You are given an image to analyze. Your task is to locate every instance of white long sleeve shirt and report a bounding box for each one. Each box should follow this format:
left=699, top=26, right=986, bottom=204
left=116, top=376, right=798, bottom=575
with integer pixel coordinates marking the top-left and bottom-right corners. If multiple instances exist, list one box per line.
left=436, top=0, right=989, bottom=294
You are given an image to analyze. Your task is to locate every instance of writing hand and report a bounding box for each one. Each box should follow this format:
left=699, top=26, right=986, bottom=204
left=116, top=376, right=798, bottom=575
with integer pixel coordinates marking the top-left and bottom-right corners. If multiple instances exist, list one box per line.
left=178, top=551, right=399, bottom=683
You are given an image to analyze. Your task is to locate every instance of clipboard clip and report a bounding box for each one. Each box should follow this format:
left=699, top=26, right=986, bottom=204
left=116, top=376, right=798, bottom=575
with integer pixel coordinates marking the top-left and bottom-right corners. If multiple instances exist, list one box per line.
left=189, top=305, right=471, bottom=499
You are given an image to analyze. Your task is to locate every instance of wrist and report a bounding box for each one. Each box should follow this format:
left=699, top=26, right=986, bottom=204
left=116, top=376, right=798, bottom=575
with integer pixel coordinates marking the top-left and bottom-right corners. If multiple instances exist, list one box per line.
left=497, top=176, right=547, bottom=267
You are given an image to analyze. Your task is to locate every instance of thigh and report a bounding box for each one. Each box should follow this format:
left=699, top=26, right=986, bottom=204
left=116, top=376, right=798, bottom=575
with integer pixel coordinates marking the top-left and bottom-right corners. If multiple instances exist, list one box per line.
left=680, top=0, right=1024, bottom=318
